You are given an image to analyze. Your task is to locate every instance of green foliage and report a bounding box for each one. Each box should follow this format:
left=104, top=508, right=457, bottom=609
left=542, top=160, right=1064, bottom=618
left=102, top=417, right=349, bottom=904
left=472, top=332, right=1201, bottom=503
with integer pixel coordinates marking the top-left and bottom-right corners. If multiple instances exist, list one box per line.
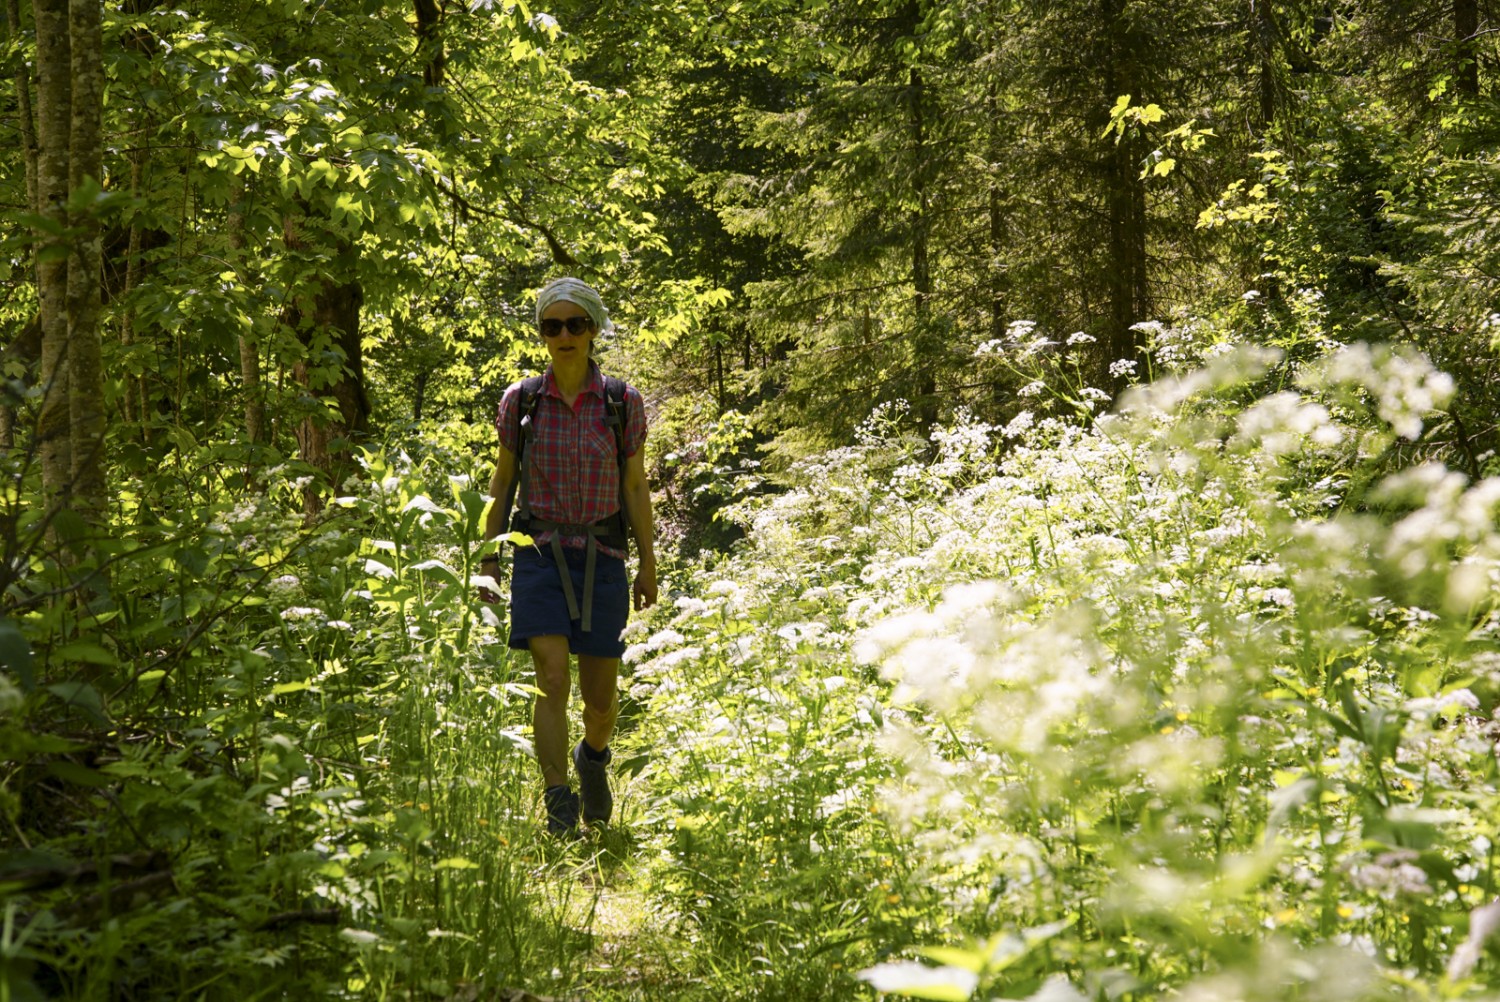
left=0, top=430, right=612, bottom=999
left=5, top=0, right=1500, bottom=997
left=618, top=313, right=1500, bottom=999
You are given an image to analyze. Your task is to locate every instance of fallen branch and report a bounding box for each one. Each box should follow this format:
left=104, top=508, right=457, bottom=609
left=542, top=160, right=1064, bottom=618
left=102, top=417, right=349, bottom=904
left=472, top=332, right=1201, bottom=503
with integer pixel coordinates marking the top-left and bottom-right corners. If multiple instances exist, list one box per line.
left=255, top=907, right=341, bottom=932
left=0, top=850, right=168, bottom=894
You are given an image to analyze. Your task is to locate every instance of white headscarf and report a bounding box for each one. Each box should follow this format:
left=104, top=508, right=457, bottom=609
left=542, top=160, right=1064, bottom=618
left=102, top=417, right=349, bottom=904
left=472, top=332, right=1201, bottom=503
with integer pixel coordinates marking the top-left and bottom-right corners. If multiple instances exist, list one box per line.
left=535, top=277, right=614, bottom=334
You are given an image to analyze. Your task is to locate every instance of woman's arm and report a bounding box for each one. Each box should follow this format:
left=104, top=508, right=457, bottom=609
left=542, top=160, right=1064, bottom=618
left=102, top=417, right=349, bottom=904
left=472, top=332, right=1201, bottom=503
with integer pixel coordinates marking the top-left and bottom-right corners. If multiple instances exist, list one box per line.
left=477, top=444, right=518, bottom=603
left=621, top=448, right=657, bottom=611
left=484, top=443, right=518, bottom=542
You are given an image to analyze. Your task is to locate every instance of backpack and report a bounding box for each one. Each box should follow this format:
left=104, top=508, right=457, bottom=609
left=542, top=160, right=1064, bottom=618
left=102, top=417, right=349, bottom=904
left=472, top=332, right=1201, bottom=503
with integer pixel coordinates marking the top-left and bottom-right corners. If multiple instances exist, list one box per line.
left=498, top=373, right=632, bottom=552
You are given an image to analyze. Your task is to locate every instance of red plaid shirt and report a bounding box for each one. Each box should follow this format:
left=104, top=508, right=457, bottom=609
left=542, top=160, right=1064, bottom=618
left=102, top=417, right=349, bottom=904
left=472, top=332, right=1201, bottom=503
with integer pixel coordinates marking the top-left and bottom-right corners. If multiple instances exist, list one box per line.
left=496, top=362, right=647, bottom=559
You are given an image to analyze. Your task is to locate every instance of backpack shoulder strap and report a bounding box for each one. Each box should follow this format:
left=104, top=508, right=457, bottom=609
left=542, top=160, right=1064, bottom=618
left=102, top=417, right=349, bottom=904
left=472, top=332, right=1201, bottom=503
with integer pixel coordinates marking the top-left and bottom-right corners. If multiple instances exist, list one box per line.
left=502, top=375, right=547, bottom=534
left=514, top=375, right=546, bottom=451
left=600, top=374, right=633, bottom=545
left=601, top=375, right=628, bottom=456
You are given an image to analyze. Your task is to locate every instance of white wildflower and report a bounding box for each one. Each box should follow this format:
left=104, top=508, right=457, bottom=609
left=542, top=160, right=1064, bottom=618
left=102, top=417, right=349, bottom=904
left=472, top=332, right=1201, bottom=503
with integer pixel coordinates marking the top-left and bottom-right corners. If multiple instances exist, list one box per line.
left=269, top=574, right=301, bottom=595
left=1234, top=391, right=1341, bottom=456
left=1305, top=342, right=1454, bottom=440
left=646, top=628, right=686, bottom=651
left=1003, top=411, right=1035, bottom=439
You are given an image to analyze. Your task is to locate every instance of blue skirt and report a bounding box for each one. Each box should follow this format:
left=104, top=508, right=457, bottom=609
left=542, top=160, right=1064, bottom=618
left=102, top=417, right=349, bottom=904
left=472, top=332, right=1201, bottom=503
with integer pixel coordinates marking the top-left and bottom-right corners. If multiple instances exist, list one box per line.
left=508, top=544, right=629, bottom=658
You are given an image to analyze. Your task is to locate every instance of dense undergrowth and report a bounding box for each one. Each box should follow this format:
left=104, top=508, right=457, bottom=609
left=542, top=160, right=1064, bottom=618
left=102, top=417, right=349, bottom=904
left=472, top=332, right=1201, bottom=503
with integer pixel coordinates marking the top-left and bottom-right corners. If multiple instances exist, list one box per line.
left=624, top=316, right=1500, bottom=1001
left=6, top=309, right=1500, bottom=1001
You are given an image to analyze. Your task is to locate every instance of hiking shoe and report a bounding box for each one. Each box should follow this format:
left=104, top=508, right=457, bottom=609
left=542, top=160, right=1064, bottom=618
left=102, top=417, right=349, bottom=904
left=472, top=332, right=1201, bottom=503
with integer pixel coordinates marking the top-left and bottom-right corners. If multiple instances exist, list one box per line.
left=543, top=784, right=580, bottom=837
left=572, top=740, right=613, bottom=825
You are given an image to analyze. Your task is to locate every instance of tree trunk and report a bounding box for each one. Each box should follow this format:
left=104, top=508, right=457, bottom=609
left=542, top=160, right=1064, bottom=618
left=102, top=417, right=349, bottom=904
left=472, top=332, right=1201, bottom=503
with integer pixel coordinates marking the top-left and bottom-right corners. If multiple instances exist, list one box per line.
left=118, top=0, right=164, bottom=430
left=413, top=0, right=445, bottom=88
left=283, top=218, right=369, bottom=518
left=229, top=181, right=265, bottom=448
left=3, top=0, right=40, bottom=452
left=34, top=0, right=72, bottom=522
left=8, top=0, right=39, bottom=218
left=1454, top=0, right=1479, bottom=100
left=67, top=0, right=107, bottom=528
left=714, top=339, right=724, bottom=408
left=1100, top=0, right=1150, bottom=388
left=1104, top=136, right=1150, bottom=382
left=908, top=62, right=936, bottom=434
left=986, top=84, right=1007, bottom=344
left=412, top=369, right=428, bottom=422
left=120, top=152, right=145, bottom=427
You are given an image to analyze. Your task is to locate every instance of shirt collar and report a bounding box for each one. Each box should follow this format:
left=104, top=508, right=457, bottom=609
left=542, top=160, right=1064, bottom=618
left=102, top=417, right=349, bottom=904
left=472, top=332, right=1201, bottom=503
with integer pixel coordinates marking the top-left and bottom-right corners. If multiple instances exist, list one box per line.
left=541, top=360, right=605, bottom=400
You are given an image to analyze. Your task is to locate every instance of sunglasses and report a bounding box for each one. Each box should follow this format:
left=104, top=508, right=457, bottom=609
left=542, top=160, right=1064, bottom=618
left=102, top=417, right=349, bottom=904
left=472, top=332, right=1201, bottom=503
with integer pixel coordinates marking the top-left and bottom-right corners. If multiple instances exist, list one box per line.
left=539, top=316, right=595, bottom=338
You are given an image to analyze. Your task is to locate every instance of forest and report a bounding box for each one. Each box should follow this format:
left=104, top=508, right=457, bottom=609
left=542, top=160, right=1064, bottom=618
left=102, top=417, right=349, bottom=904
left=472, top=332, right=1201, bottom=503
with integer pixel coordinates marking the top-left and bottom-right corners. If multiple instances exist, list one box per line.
left=3, top=0, right=1500, bottom=998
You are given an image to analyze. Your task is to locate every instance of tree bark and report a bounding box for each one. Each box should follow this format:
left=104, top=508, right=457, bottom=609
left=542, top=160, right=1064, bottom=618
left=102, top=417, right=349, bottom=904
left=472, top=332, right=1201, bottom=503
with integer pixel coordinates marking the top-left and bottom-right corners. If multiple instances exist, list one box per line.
left=1454, top=0, right=1479, bottom=100
left=229, top=180, right=265, bottom=448
left=1254, top=0, right=1276, bottom=130
left=986, top=84, right=1007, bottom=344
left=283, top=218, right=369, bottom=518
left=413, top=0, right=445, bottom=88
left=34, top=0, right=72, bottom=521
left=120, top=153, right=145, bottom=427
left=2, top=0, right=40, bottom=451
left=7, top=0, right=39, bottom=217
left=1104, top=136, right=1150, bottom=383
left=1100, top=0, right=1150, bottom=388
left=908, top=60, right=937, bottom=434
left=67, top=0, right=107, bottom=528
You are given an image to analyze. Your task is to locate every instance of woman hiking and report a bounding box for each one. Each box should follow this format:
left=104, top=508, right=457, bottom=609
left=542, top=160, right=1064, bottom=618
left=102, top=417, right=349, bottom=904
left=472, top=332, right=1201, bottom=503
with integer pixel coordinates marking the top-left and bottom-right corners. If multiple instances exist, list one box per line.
left=480, top=277, right=658, bottom=836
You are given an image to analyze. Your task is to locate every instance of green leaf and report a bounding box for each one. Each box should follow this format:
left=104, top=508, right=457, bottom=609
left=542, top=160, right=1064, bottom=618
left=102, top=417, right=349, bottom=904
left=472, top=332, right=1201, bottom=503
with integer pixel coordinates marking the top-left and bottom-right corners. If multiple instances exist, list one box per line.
left=917, top=945, right=986, bottom=974
left=54, top=641, right=118, bottom=667
left=0, top=617, right=35, bottom=690
left=47, top=759, right=112, bottom=788
left=434, top=857, right=479, bottom=870
left=47, top=682, right=107, bottom=725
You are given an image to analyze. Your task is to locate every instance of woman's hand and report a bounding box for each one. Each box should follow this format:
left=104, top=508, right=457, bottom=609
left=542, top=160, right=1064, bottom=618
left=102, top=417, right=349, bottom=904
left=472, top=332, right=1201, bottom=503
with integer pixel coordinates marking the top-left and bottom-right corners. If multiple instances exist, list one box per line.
left=477, top=555, right=503, bottom=604
left=633, top=558, right=658, bottom=611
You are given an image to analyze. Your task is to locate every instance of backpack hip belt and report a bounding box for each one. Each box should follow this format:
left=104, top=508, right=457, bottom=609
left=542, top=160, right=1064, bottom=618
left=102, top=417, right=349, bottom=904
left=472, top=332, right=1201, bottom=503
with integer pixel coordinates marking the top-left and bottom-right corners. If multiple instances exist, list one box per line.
left=524, top=519, right=616, bottom=633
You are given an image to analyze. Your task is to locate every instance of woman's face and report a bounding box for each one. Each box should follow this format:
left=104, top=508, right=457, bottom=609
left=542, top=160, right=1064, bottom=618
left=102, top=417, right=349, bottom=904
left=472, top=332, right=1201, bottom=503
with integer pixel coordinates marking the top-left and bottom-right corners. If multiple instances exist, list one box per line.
left=540, top=299, right=596, bottom=365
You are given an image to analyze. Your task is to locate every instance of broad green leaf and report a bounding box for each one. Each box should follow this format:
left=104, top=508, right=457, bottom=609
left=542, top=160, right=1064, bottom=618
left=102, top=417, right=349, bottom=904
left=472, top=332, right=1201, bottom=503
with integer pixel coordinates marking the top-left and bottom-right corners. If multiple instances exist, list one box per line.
left=47, top=682, right=107, bottom=724
left=917, top=945, right=985, bottom=974
left=0, top=617, right=34, bottom=690
left=47, top=760, right=112, bottom=788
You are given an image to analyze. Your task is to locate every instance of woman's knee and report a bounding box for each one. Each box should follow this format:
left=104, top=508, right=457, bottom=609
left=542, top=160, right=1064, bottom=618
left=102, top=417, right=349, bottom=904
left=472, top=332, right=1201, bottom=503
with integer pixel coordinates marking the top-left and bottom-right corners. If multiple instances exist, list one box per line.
left=577, top=656, right=619, bottom=715
left=581, top=687, right=618, bottom=718
left=529, top=637, right=572, bottom=697
left=536, top=667, right=571, bottom=698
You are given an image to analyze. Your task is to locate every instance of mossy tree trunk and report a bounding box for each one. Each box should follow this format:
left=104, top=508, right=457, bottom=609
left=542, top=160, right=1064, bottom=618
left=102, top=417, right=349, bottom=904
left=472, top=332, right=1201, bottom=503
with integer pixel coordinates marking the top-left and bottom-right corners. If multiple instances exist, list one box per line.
left=34, top=0, right=73, bottom=525
left=67, top=0, right=106, bottom=528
